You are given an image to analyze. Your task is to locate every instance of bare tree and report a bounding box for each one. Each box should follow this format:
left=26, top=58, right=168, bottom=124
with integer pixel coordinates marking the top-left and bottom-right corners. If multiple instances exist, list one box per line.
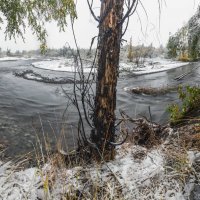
left=68, top=0, right=138, bottom=160
left=88, top=0, right=138, bottom=159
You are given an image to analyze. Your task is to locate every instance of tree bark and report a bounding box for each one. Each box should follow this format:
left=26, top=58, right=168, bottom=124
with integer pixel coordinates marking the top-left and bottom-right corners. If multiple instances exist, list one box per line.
left=91, top=0, right=124, bottom=159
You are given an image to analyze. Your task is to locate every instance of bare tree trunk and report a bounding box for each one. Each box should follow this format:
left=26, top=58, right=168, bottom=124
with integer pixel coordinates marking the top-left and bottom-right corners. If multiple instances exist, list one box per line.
left=91, top=0, right=124, bottom=159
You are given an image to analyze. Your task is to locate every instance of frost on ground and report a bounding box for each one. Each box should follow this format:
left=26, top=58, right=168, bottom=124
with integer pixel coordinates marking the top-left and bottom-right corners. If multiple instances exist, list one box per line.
left=32, top=58, right=96, bottom=73
left=0, top=57, right=32, bottom=61
left=120, top=57, right=189, bottom=75
left=0, top=162, right=40, bottom=200
left=1, top=131, right=200, bottom=200
left=31, top=57, right=189, bottom=75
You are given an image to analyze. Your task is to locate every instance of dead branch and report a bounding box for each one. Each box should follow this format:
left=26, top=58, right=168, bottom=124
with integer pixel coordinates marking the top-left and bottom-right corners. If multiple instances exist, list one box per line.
left=119, top=110, right=169, bottom=148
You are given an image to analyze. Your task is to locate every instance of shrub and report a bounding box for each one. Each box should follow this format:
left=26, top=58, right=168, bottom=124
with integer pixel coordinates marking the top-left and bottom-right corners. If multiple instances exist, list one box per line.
left=168, top=85, right=200, bottom=124
left=178, top=52, right=190, bottom=62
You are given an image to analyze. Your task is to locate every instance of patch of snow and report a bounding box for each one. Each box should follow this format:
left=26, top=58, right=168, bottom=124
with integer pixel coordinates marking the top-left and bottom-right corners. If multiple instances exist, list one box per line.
left=32, top=58, right=96, bottom=73
left=32, top=57, right=189, bottom=75
left=0, top=162, right=40, bottom=200
left=188, top=151, right=196, bottom=167
left=0, top=57, right=30, bottom=61
left=24, top=73, right=43, bottom=81
left=0, top=144, right=199, bottom=199
left=123, top=87, right=130, bottom=92
left=104, top=145, right=164, bottom=199
left=120, top=58, right=189, bottom=75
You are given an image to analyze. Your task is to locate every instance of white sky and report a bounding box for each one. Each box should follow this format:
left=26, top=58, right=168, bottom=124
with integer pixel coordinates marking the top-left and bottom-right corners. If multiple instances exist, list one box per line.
left=0, top=0, right=199, bottom=52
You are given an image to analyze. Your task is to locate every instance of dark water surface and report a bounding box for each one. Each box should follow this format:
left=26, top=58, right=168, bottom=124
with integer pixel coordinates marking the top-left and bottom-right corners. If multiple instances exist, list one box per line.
left=0, top=59, right=199, bottom=158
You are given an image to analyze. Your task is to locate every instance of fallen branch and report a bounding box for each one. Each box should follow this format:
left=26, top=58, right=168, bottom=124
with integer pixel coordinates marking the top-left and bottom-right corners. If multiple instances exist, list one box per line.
left=119, top=110, right=170, bottom=148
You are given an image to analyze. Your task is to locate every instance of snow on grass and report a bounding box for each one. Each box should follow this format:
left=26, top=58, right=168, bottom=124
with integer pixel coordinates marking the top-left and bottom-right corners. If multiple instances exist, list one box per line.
left=120, top=58, right=190, bottom=75
left=24, top=73, right=43, bottom=81
left=0, top=161, right=40, bottom=200
left=32, top=58, right=96, bottom=73
left=0, top=146, right=164, bottom=200
left=0, top=57, right=31, bottom=61
left=32, top=57, right=189, bottom=75
left=89, top=145, right=164, bottom=199
left=0, top=141, right=199, bottom=199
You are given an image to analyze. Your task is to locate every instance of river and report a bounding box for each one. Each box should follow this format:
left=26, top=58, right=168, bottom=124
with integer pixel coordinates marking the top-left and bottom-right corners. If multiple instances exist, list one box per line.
left=0, top=59, right=199, bottom=158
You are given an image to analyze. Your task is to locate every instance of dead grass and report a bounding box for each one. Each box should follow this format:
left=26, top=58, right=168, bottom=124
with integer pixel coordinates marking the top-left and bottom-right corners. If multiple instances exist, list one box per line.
left=173, top=123, right=200, bottom=151
left=122, top=116, right=170, bottom=149
left=1, top=117, right=200, bottom=199
left=161, top=122, right=200, bottom=186
left=28, top=122, right=125, bottom=200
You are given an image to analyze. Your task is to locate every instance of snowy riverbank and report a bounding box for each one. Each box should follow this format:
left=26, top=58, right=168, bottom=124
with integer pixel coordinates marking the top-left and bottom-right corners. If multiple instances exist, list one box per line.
left=0, top=56, right=36, bottom=61
left=120, top=58, right=190, bottom=75
left=1, top=125, right=200, bottom=200
left=32, top=58, right=96, bottom=73
left=0, top=56, right=190, bottom=75
left=30, top=57, right=190, bottom=75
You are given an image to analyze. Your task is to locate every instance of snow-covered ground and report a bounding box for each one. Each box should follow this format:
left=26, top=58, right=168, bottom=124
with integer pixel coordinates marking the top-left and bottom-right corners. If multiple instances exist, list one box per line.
left=24, top=73, right=43, bottom=81
left=32, top=58, right=96, bottom=73
left=0, top=147, right=162, bottom=200
left=120, top=57, right=190, bottom=75
left=0, top=139, right=199, bottom=200
left=0, top=57, right=30, bottom=61
left=32, top=57, right=190, bottom=75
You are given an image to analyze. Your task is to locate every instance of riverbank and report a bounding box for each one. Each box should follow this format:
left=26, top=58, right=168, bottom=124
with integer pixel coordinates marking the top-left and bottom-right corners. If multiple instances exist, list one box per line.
left=119, top=57, right=190, bottom=75
left=1, top=120, right=200, bottom=200
left=0, top=58, right=200, bottom=199
left=30, top=57, right=190, bottom=75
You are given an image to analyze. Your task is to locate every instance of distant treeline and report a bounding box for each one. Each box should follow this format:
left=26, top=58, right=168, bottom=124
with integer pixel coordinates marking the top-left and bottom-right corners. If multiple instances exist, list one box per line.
left=0, top=43, right=165, bottom=60
left=0, top=46, right=98, bottom=58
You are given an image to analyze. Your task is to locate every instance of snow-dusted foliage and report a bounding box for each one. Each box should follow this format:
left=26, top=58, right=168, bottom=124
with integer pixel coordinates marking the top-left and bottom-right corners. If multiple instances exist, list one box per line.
left=188, top=6, right=200, bottom=60
left=167, top=6, right=200, bottom=60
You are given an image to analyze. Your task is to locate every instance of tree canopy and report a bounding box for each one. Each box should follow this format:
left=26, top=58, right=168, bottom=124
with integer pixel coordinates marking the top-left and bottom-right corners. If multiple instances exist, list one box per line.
left=167, top=6, right=200, bottom=60
left=0, top=0, right=76, bottom=51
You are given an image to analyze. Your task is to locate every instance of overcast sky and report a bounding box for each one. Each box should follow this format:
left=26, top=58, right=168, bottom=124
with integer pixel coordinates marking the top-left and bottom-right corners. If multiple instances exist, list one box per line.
left=0, top=0, right=200, bottom=52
